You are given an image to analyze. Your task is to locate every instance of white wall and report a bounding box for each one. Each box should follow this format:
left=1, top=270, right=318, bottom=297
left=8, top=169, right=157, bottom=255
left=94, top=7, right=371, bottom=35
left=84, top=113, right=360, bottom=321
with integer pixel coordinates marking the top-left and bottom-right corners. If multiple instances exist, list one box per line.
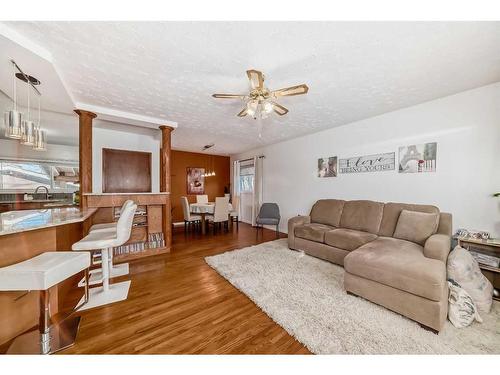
left=232, top=83, right=500, bottom=236
left=0, top=138, right=78, bottom=162
left=92, top=122, right=161, bottom=193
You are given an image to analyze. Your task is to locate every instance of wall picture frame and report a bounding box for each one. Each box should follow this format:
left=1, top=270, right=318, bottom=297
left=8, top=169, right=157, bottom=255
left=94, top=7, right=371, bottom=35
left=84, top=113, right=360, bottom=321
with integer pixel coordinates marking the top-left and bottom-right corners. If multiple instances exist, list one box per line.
left=317, top=156, right=338, bottom=177
left=186, top=167, right=205, bottom=195
left=339, top=152, right=395, bottom=174
left=398, top=142, right=437, bottom=173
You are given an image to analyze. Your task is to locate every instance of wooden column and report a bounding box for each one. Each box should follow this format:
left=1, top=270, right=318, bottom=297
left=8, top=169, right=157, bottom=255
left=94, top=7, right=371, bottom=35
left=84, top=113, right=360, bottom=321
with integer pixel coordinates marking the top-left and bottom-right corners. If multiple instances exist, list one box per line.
left=159, top=125, right=174, bottom=251
left=75, top=110, right=96, bottom=209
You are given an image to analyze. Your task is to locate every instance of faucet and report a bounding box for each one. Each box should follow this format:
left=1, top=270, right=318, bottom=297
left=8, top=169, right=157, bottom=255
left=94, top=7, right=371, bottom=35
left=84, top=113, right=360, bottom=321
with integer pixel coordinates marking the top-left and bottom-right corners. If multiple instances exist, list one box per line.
left=34, top=186, right=51, bottom=200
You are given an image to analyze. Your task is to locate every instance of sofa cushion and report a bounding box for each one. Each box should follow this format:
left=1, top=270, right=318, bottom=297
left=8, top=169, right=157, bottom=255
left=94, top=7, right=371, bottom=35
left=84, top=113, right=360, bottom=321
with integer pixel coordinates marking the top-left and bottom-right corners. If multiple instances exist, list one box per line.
left=393, top=210, right=439, bottom=245
left=324, top=228, right=378, bottom=251
left=379, top=202, right=440, bottom=237
left=339, top=200, right=384, bottom=234
left=310, top=199, right=345, bottom=227
left=344, top=237, right=446, bottom=301
left=294, top=223, right=334, bottom=243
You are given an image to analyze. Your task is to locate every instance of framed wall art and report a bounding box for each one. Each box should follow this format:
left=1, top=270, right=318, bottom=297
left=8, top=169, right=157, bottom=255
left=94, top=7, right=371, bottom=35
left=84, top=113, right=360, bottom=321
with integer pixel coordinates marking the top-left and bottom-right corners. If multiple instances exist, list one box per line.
left=187, top=167, right=205, bottom=194
left=317, top=156, right=338, bottom=177
left=398, top=142, right=437, bottom=173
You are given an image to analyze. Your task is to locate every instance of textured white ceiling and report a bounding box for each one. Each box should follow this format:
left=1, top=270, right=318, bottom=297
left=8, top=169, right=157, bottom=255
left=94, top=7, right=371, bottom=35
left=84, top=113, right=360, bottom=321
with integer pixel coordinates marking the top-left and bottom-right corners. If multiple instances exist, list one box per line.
left=3, top=21, right=500, bottom=155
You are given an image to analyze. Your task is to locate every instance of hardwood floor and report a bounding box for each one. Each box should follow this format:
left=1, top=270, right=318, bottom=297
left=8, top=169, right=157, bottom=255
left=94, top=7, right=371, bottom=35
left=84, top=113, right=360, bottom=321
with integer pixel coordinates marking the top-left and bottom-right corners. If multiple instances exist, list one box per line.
left=57, top=223, right=309, bottom=354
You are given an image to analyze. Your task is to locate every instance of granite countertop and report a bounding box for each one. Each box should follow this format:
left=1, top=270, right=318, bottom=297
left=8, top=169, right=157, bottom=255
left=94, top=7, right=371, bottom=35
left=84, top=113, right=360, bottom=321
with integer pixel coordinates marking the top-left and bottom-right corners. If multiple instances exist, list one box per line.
left=0, top=199, right=72, bottom=204
left=0, top=207, right=97, bottom=236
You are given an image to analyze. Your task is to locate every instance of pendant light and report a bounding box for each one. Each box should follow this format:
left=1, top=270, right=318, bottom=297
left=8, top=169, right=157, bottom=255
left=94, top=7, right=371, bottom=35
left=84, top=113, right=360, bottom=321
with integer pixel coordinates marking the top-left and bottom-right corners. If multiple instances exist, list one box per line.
left=20, top=76, right=35, bottom=146
left=4, top=61, right=23, bottom=139
left=32, top=95, right=46, bottom=151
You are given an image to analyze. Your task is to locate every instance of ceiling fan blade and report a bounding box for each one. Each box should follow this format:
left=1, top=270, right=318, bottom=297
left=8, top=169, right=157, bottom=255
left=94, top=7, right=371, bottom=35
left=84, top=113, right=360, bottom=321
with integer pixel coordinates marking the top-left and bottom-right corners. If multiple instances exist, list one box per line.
left=246, top=69, right=264, bottom=89
left=237, top=107, right=248, bottom=117
left=212, top=94, right=246, bottom=99
left=270, top=101, right=289, bottom=116
left=272, top=84, right=309, bottom=97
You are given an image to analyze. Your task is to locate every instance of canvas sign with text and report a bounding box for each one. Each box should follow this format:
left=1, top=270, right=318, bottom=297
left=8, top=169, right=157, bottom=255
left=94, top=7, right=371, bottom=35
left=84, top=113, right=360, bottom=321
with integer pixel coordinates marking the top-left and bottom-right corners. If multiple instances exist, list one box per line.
left=339, top=152, right=395, bottom=174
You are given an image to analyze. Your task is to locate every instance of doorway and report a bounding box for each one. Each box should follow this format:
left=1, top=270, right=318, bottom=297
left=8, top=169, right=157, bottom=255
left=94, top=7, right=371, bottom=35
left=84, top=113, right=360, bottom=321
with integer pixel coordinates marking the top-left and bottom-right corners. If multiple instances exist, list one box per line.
left=238, top=160, right=254, bottom=224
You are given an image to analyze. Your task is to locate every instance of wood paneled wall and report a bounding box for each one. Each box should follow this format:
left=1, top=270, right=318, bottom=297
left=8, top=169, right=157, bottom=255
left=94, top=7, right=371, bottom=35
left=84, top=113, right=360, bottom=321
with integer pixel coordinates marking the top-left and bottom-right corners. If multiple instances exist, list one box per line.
left=102, top=148, right=152, bottom=193
left=171, top=150, right=230, bottom=223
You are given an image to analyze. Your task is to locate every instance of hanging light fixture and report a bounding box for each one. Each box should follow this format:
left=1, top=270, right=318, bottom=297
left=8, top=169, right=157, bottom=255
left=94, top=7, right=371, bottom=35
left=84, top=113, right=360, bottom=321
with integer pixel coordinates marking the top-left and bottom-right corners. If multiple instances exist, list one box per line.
left=32, top=95, right=46, bottom=151
left=4, top=61, right=23, bottom=139
left=20, top=76, right=35, bottom=146
left=6, top=60, right=46, bottom=151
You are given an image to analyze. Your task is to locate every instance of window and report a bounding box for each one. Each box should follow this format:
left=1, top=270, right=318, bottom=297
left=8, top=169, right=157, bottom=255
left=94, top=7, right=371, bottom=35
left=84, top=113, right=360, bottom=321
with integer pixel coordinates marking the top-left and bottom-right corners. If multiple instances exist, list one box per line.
left=239, top=175, right=254, bottom=193
left=239, top=163, right=254, bottom=193
left=0, top=160, right=79, bottom=192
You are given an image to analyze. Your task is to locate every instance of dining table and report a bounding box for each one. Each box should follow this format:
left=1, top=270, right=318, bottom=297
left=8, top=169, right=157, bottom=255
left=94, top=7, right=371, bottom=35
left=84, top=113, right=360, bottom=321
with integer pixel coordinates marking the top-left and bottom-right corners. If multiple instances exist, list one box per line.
left=190, top=202, right=233, bottom=235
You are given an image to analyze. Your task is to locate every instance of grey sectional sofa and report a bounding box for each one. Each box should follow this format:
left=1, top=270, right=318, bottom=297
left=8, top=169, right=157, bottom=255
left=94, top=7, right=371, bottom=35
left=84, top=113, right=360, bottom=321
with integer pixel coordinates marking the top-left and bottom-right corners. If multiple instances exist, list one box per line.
left=288, top=199, right=452, bottom=332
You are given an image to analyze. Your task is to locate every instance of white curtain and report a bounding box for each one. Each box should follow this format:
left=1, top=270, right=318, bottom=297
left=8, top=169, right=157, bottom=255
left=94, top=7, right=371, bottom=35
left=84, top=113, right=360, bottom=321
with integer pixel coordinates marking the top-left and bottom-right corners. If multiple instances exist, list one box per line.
left=232, top=160, right=240, bottom=217
left=251, top=156, right=263, bottom=226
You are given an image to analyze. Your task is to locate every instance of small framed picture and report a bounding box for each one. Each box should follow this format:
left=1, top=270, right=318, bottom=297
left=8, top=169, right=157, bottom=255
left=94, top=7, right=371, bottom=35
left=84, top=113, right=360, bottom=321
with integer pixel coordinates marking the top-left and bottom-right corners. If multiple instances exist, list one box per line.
left=317, top=156, right=337, bottom=177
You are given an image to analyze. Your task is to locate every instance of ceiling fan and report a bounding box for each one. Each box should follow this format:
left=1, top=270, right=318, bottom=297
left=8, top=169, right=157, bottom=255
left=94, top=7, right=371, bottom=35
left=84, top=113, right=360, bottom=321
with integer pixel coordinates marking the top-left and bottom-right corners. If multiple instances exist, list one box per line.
left=212, top=69, right=309, bottom=119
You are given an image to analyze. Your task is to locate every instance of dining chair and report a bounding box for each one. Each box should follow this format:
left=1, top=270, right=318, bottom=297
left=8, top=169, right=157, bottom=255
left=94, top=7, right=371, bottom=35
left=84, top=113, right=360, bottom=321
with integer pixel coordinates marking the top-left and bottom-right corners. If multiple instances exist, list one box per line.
left=196, top=195, right=209, bottom=204
left=256, top=203, right=281, bottom=239
left=207, top=196, right=230, bottom=234
left=181, top=197, right=201, bottom=232
left=229, top=196, right=240, bottom=230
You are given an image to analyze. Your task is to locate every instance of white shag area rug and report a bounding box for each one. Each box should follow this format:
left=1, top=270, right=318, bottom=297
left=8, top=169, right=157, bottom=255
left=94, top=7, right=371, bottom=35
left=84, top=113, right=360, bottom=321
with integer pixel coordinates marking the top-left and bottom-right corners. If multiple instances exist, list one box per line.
left=205, top=239, right=500, bottom=354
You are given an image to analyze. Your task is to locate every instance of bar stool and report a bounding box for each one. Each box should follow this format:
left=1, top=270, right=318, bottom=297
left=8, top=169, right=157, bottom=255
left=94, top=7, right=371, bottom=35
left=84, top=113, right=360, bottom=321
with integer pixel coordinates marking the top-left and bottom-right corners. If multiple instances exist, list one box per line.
left=84, top=199, right=134, bottom=283
left=0, top=251, right=90, bottom=354
left=72, top=202, right=137, bottom=311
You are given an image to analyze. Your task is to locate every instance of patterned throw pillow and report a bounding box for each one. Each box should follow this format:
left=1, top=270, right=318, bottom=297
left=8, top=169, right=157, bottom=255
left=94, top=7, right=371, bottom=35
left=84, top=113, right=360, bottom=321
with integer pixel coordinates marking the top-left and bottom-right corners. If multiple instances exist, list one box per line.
left=447, top=279, right=482, bottom=328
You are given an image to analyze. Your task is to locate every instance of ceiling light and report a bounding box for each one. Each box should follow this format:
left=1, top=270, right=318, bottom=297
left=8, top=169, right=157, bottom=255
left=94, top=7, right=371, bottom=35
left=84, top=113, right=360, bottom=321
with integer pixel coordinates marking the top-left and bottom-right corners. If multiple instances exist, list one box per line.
left=32, top=95, right=46, bottom=151
left=33, top=128, right=47, bottom=151
left=21, top=77, right=35, bottom=146
left=212, top=69, right=308, bottom=125
left=263, top=101, right=273, bottom=114
left=246, top=100, right=258, bottom=117
left=4, top=61, right=22, bottom=139
left=5, top=60, right=47, bottom=151
left=20, top=120, right=35, bottom=146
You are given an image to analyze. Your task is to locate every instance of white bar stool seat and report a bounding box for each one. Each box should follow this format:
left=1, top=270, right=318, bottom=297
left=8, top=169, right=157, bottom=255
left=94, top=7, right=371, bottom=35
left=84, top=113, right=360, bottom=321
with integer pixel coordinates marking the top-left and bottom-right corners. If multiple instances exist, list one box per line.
left=89, top=200, right=134, bottom=233
left=88, top=200, right=134, bottom=277
left=0, top=252, right=90, bottom=354
left=86, top=200, right=134, bottom=280
left=72, top=203, right=137, bottom=311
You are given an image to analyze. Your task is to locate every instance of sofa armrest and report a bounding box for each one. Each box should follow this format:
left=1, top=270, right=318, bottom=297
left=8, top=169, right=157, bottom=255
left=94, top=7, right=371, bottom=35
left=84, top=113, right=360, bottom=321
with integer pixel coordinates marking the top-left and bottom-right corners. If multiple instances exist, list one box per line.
left=287, top=215, right=311, bottom=249
left=424, top=234, right=451, bottom=263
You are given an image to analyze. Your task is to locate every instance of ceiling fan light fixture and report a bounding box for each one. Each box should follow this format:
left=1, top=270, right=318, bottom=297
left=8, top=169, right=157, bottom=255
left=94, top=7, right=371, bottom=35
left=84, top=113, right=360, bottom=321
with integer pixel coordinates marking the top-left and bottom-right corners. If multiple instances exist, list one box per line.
left=212, top=69, right=308, bottom=124
left=263, top=101, right=273, bottom=114
left=246, top=100, right=258, bottom=117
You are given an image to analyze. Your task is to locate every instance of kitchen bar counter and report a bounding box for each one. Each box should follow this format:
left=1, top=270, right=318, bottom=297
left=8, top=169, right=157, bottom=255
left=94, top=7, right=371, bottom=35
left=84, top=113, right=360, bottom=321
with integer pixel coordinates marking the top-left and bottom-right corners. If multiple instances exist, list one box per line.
left=0, top=200, right=77, bottom=213
left=0, top=206, right=97, bottom=346
left=0, top=207, right=97, bottom=236
left=0, top=199, right=70, bottom=204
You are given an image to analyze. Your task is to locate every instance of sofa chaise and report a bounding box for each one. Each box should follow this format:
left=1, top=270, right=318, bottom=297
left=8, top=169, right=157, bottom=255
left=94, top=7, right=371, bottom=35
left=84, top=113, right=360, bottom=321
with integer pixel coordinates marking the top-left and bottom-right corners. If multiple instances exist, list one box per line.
left=288, top=199, right=452, bottom=332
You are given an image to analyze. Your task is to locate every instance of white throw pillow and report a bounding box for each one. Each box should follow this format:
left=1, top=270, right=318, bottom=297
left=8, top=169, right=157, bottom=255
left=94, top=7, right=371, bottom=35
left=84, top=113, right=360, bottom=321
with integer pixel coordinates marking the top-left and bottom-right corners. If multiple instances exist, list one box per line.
left=447, top=245, right=493, bottom=313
